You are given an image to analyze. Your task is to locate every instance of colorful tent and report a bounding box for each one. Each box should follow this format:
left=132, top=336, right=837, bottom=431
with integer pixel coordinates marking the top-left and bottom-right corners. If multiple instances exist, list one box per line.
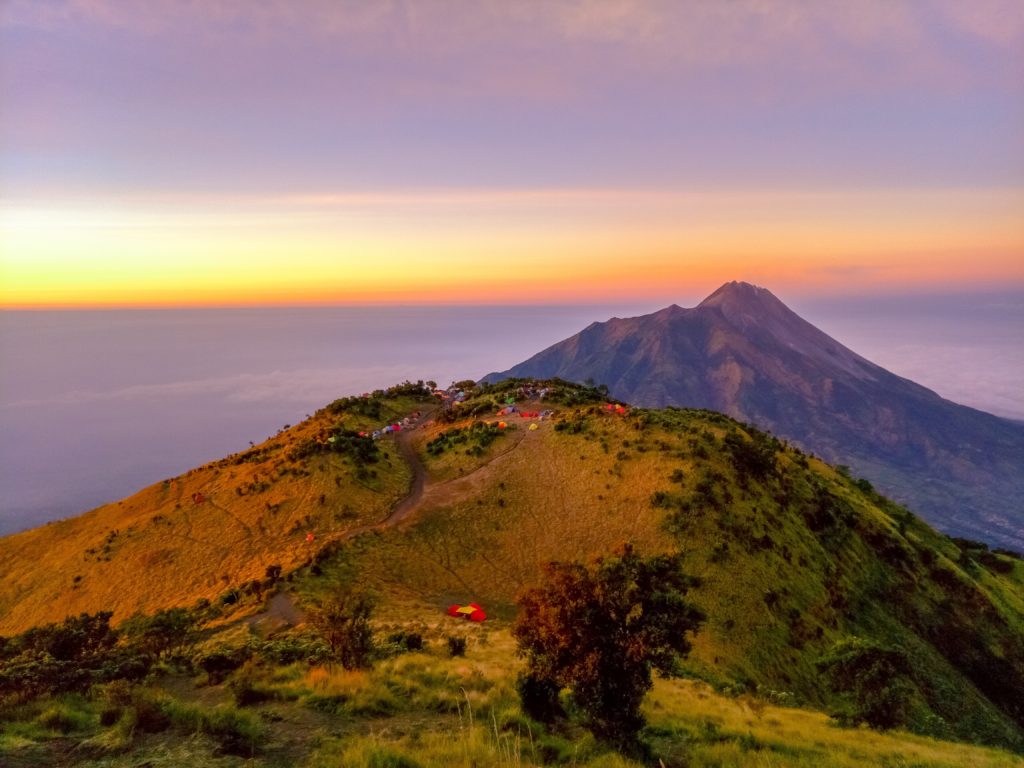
left=498, top=421, right=507, bottom=429
left=447, top=602, right=486, bottom=622
left=529, top=423, right=539, bottom=431
left=305, top=532, right=315, bottom=543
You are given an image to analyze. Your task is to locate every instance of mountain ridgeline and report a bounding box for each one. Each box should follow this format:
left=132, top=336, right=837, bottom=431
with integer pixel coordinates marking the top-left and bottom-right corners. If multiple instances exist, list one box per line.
left=485, top=282, right=1024, bottom=551
left=1, top=379, right=1023, bottom=754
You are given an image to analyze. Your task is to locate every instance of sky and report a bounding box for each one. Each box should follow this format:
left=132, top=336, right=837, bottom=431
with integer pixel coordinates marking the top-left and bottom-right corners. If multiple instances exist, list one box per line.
left=1, top=0, right=1023, bottom=306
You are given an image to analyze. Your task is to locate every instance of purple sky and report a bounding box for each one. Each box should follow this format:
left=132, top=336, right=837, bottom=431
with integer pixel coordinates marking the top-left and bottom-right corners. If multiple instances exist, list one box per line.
left=2, top=1, right=1022, bottom=195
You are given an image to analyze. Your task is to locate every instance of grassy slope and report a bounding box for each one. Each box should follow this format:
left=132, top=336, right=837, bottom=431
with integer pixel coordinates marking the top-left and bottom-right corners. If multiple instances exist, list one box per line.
left=2, top=624, right=1022, bottom=768
left=2, top=378, right=1024, bottom=762
left=340, top=382, right=1024, bottom=749
left=0, top=393, right=430, bottom=634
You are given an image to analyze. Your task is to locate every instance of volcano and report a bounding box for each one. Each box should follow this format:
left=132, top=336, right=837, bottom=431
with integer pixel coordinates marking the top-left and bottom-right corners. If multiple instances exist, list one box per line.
left=485, top=281, right=1024, bottom=550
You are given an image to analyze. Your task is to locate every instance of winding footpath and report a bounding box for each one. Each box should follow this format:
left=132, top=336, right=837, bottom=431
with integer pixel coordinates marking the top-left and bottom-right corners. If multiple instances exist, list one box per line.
left=250, top=404, right=538, bottom=628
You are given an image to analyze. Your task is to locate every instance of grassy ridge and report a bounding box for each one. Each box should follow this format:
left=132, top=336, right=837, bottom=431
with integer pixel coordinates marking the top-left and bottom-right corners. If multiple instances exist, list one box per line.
left=0, top=388, right=434, bottom=634
left=337, top=380, right=1024, bottom=749
left=2, top=377, right=1023, bottom=763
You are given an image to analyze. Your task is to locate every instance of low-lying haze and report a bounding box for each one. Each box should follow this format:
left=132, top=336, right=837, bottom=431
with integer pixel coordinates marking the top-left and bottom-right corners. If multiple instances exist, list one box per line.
left=1, top=293, right=1021, bottom=535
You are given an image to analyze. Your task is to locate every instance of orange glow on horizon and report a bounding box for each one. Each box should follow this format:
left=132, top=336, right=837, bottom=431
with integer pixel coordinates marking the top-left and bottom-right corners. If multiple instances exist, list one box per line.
left=3, top=187, right=1022, bottom=309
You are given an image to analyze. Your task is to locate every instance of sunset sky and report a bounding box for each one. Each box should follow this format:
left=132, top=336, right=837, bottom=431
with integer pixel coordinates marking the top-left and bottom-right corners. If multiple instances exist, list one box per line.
left=2, top=0, right=1023, bottom=307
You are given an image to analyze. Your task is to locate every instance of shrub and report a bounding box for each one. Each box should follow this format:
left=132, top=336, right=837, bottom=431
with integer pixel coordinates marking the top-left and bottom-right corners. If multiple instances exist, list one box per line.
left=385, top=631, right=425, bottom=653
left=120, top=607, right=199, bottom=660
left=307, top=583, right=376, bottom=670
left=446, top=637, right=467, bottom=658
left=0, top=612, right=148, bottom=699
left=816, top=637, right=916, bottom=730
left=197, top=647, right=249, bottom=684
left=723, top=430, right=777, bottom=483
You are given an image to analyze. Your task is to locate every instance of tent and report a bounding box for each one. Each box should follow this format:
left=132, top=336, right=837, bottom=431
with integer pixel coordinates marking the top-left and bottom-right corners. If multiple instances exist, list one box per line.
left=529, top=423, right=539, bottom=431
left=447, top=602, right=486, bottom=622
left=498, top=421, right=507, bottom=429
left=305, top=532, right=315, bottom=543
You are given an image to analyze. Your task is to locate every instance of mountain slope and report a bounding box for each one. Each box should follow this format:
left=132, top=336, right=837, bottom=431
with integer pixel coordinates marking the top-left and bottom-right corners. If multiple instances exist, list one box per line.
left=2, top=379, right=1023, bottom=752
left=0, top=384, right=435, bottom=634
left=484, top=282, right=1024, bottom=550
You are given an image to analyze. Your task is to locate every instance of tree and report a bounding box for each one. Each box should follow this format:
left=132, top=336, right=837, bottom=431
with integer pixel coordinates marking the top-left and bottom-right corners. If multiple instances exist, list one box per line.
left=512, top=544, right=704, bottom=748
left=307, top=585, right=375, bottom=669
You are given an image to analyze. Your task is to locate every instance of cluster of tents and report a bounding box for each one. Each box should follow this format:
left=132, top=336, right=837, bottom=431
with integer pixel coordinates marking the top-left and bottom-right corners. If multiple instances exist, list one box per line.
left=434, top=386, right=468, bottom=408
left=447, top=602, right=487, bottom=622
left=370, top=411, right=423, bottom=440
left=604, top=403, right=629, bottom=415
left=497, top=405, right=553, bottom=420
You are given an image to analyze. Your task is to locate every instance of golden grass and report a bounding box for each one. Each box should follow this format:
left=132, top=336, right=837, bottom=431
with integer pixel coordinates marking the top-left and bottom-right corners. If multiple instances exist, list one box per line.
left=646, top=677, right=1024, bottom=768
left=0, top=397, right=424, bottom=633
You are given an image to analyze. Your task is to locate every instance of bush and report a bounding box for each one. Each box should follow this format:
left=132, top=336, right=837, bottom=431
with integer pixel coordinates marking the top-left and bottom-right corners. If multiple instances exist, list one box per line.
left=0, top=612, right=148, bottom=699
left=120, top=607, right=199, bottom=660
left=446, top=637, right=467, bottom=658
left=816, top=637, right=916, bottom=730
left=197, top=647, right=249, bottom=684
left=307, top=582, right=376, bottom=670
left=385, top=631, right=425, bottom=653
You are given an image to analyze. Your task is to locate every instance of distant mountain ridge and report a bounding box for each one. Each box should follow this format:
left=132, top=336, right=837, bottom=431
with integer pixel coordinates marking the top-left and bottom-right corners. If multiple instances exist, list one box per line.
left=484, top=281, right=1024, bottom=550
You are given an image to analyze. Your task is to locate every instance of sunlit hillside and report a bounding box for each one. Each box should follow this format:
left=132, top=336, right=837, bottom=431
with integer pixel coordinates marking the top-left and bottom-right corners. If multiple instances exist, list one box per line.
left=0, top=385, right=434, bottom=633
left=2, top=379, right=1023, bottom=764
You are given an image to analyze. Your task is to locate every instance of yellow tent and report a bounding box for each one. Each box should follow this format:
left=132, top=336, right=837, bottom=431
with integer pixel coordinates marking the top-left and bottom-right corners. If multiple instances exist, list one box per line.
left=529, top=423, right=539, bottom=431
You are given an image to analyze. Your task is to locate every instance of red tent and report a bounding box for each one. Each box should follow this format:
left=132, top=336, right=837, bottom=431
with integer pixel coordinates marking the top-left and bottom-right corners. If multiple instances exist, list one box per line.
left=447, top=602, right=486, bottom=622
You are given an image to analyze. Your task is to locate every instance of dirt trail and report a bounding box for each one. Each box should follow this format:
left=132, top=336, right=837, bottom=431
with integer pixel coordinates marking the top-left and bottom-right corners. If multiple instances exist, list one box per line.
left=385, top=420, right=430, bottom=525
left=248, top=406, right=438, bottom=628
left=249, top=405, right=542, bottom=627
